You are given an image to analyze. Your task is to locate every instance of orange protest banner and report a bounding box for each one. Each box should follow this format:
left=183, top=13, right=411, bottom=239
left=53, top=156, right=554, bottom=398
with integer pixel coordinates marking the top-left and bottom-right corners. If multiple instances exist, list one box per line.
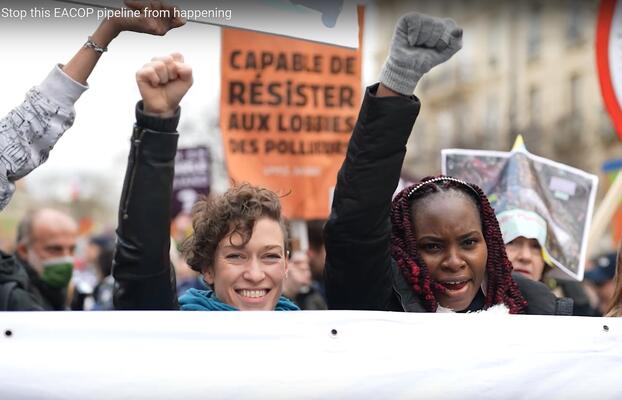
left=220, top=11, right=363, bottom=219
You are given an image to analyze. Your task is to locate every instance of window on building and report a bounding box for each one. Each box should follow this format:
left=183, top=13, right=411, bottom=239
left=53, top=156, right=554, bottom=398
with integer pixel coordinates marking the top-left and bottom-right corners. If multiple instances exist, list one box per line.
left=599, top=106, right=617, bottom=142
left=488, top=19, right=502, bottom=67
left=566, top=0, right=585, bottom=46
left=486, top=94, right=500, bottom=144
left=437, top=111, right=455, bottom=148
left=569, top=74, right=581, bottom=114
left=455, top=103, right=470, bottom=145
left=527, top=2, right=542, bottom=61
left=529, top=86, right=541, bottom=127
left=457, top=31, right=474, bottom=83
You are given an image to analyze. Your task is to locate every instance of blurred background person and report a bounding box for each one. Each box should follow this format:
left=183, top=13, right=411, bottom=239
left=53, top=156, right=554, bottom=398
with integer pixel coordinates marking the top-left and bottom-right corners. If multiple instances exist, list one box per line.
left=282, top=248, right=327, bottom=310
left=68, top=234, right=110, bottom=310
left=499, top=209, right=596, bottom=316
left=0, top=1, right=185, bottom=310
left=0, top=208, right=78, bottom=310
left=584, top=252, right=617, bottom=316
left=89, top=234, right=116, bottom=310
left=172, top=237, right=205, bottom=298
left=306, top=219, right=327, bottom=303
left=606, top=246, right=622, bottom=317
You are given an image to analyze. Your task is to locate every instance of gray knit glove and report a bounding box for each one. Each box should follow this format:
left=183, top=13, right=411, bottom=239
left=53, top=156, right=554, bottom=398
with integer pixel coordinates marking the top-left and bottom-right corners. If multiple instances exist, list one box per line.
left=379, top=12, right=463, bottom=95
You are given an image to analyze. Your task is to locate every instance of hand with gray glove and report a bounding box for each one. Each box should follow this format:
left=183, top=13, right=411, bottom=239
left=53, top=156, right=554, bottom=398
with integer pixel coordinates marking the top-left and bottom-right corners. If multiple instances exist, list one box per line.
left=379, top=12, right=462, bottom=95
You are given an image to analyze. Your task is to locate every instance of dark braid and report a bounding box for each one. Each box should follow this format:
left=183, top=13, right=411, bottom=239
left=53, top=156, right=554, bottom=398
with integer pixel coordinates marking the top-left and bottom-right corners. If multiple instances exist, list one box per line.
left=390, top=176, right=527, bottom=313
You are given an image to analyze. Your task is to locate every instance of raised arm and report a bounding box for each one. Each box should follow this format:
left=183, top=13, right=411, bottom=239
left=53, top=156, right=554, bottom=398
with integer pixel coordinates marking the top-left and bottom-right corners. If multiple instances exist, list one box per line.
left=324, top=13, right=462, bottom=310
left=0, top=0, right=185, bottom=211
left=62, top=0, right=185, bottom=84
left=113, top=53, right=193, bottom=310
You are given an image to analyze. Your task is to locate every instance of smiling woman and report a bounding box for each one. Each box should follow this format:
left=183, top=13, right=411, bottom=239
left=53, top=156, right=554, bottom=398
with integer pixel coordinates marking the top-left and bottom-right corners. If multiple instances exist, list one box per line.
left=110, top=53, right=299, bottom=311
left=178, top=184, right=298, bottom=311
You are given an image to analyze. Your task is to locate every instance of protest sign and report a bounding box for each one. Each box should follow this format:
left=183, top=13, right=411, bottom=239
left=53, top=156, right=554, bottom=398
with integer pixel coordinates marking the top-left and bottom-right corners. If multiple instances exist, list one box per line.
left=220, top=11, right=362, bottom=219
left=597, top=0, right=622, bottom=140
left=442, top=137, right=598, bottom=281
left=171, top=146, right=211, bottom=218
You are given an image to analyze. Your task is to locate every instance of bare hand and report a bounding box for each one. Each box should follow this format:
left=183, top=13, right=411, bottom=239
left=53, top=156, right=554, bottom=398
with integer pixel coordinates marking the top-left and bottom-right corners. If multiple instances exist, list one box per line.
left=136, top=53, right=193, bottom=116
left=107, top=0, right=185, bottom=37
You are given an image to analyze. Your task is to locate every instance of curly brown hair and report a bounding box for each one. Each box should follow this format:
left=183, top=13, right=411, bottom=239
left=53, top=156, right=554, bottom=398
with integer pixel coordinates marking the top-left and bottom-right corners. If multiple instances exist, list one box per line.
left=182, top=183, right=288, bottom=273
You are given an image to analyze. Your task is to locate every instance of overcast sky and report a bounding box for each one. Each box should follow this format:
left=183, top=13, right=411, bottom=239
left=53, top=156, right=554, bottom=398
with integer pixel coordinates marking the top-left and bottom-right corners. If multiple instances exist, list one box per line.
left=0, top=0, right=379, bottom=205
left=1, top=1, right=222, bottom=202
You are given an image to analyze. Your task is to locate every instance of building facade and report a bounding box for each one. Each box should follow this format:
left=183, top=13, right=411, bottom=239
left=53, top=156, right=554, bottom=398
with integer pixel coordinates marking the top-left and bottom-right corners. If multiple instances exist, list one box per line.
left=372, top=0, right=620, bottom=181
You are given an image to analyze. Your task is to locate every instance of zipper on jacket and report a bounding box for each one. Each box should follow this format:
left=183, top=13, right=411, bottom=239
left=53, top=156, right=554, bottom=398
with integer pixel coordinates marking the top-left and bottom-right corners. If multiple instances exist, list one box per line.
left=121, top=129, right=145, bottom=220
left=392, top=284, right=407, bottom=311
left=390, top=260, right=409, bottom=311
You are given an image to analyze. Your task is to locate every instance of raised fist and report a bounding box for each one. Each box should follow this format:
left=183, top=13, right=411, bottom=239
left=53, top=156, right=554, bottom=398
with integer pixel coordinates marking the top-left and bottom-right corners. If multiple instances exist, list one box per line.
left=136, top=53, right=193, bottom=116
left=379, top=12, right=463, bottom=95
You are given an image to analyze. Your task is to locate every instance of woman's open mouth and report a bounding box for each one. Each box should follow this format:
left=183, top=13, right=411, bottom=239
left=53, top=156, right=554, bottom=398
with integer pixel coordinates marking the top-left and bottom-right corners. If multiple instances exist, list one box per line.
left=439, top=280, right=469, bottom=291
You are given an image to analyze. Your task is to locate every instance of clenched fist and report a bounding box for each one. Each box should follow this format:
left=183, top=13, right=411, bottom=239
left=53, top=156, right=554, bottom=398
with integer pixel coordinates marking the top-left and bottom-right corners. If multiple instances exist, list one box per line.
left=136, top=53, right=193, bottom=117
left=379, top=12, right=463, bottom=95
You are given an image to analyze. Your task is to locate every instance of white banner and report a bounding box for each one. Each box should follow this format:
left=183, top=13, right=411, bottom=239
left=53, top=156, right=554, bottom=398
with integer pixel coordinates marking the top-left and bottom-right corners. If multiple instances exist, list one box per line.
left=1, top=311, right=621, bottom=399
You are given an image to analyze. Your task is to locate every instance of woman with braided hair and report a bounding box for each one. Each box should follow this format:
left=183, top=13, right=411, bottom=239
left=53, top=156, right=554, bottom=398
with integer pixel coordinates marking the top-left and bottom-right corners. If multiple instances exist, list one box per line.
left=324, top=12, right=568, bottom=314
left=391, top=176, right=537, bottom=313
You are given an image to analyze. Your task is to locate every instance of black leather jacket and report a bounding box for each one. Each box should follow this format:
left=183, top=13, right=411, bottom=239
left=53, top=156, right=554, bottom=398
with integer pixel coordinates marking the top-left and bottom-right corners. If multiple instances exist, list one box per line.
left=112, top=102, right=180, bottom=310
left=324, top=84, right=572, bottom=315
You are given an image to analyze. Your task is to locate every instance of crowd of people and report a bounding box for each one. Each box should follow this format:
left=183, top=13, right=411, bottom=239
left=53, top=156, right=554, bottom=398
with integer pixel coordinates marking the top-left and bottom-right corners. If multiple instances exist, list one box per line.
left=1, top=2, right=621, bottom=318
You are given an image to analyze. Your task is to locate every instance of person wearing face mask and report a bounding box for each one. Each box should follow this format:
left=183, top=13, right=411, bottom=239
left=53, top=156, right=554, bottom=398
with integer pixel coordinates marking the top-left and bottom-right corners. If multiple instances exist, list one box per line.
left=0, top=208, right=78, bottom=310
left=0, top=1, right=185, bottom=311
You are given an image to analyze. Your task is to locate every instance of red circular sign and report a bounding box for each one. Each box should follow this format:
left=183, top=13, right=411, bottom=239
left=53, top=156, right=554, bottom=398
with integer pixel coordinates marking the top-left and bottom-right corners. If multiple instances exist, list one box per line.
left=597, top=0, right=622, bottom=140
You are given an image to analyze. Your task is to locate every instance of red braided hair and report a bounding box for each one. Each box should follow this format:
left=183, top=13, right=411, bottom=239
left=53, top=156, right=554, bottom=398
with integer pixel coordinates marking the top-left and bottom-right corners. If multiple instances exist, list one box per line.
left=390, top=176, right=527, bottom=313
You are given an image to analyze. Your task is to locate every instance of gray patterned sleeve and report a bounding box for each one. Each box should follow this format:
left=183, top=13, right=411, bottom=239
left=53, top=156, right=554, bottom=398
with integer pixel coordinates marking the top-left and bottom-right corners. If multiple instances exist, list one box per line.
left=0, top=65, right=88, bottom=209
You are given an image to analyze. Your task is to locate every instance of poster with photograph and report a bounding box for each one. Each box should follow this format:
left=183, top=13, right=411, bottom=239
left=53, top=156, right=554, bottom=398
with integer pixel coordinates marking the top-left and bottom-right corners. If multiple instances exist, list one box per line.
left=442, top=140, right=598, bottom=281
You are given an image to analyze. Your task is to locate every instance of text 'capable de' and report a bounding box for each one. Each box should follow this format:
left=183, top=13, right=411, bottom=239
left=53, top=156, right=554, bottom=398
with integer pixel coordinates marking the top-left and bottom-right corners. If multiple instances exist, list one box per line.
left=229, top=51, right=357, bottom=76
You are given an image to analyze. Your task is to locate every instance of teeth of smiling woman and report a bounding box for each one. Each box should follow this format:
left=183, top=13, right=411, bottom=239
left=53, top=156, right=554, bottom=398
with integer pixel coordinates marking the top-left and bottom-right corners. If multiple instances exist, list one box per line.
left=441, top=280, right=468, bottom=290
left=239, top=289, right=268, bottom=298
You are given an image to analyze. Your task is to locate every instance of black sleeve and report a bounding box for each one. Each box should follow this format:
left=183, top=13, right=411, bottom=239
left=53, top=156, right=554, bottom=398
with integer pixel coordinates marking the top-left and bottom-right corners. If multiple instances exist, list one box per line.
left=324, top=84, right=421, bottom=310
left=7, top=287, right=45, bottom=311
left=112, top=102, right=180, bottom=310
left=0, top=251, right=45, bottom=311
left=512, top=273, right=573, bottom=315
